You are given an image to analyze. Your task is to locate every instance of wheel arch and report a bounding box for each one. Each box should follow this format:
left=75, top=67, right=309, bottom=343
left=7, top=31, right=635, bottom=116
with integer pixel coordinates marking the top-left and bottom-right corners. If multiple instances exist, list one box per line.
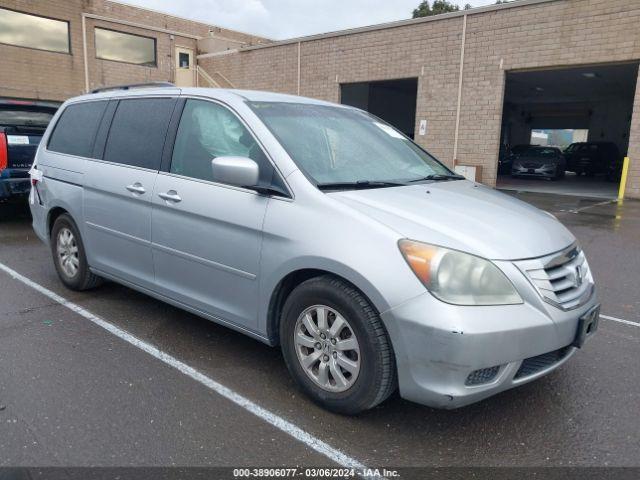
left=264, top=263, right=390, bottom=346
left=47, top=206, right=70, bottom=237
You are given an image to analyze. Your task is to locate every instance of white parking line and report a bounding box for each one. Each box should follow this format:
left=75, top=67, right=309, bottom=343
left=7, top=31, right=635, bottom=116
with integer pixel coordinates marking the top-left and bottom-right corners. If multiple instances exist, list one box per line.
left=601, top=314, right=640, bottom=327
left=0, top=262, right=367, bottom=471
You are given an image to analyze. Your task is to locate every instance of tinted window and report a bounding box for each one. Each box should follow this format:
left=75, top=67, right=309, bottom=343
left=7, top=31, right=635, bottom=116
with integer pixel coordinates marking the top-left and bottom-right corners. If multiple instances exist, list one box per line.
left=171, top=99, right=280, bottom=187
left=0, top=8, right=69, bottom=53
left=95, top=28, right=156, bottom=66
left=104, top=98, right=175, bottom=170
left=48, top=102, right=108, bottom=157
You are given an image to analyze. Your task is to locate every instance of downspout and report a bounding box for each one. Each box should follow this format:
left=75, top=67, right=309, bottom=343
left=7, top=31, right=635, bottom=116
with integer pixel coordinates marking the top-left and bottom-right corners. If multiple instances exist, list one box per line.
left=82, top=14, right=90, bottom=93
left=453, top=13, right=467, bottom=163
left=297, top=41, right=301, bottom=95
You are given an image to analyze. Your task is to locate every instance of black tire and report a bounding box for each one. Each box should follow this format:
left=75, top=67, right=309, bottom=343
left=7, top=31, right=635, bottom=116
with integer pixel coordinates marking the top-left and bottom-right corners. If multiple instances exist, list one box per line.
left=280, top=275, right=396, bottom=415
left=50, top=214, right=103, bottom=291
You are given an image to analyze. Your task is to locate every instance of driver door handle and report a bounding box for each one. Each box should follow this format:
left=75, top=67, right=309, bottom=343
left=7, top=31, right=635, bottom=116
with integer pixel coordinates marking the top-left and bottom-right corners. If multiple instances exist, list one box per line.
left=126, top=183, right=146, bottom=195
left=158, top=190, right=182, bottom=203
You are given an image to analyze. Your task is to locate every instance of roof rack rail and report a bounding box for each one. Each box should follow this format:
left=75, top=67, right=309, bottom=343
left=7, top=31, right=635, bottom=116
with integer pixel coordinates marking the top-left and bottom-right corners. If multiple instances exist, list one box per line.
left=91, top=82, right=177, bottom=94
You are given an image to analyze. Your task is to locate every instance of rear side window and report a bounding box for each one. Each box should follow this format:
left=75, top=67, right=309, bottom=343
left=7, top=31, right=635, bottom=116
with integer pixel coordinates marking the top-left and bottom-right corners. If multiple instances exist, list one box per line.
left=48, top=101, right=107, bottom=157
left=104, top=98, right=175, bottom=170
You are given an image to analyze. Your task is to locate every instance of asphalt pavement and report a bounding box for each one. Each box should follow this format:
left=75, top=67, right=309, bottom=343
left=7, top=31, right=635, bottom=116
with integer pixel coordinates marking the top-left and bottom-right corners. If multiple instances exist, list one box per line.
left=0, top=194, right=638, bottom=469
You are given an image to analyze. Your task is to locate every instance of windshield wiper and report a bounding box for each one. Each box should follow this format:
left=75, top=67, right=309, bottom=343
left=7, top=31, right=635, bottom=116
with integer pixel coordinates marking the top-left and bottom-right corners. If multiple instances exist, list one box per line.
left=317, top=180, right=405, bottom=191
left=408, top=174, right=465, bottom=183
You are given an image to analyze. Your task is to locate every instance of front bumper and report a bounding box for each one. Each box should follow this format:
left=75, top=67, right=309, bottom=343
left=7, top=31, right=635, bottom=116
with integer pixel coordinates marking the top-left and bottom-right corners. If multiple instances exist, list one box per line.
left=381, top=266, right=598, bottom=409
left=512, top=164, right=557, bottom=178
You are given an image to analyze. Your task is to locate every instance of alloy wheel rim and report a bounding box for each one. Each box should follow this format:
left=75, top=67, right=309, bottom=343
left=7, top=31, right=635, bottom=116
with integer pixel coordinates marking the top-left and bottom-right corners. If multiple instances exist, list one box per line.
left=57, top=227, right=79, bottom=278
left=294, top=305, right=361, bottom=392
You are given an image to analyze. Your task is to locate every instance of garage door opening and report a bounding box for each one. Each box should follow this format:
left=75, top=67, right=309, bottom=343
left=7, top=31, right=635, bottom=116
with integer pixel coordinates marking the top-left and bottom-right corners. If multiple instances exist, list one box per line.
left=497, top=62, right=639, bottom=199
left=341, top=78, right=418, bottom=138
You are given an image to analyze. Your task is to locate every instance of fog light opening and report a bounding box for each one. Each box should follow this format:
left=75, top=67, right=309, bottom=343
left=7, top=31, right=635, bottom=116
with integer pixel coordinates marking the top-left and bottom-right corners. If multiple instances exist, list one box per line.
left=465, top=366, right=500, bottom=386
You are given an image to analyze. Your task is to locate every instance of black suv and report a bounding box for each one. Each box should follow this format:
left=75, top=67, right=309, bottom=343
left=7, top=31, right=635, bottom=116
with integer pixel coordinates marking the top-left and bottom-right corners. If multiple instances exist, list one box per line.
left=563, top=141, right=621, bottom=178
left=0, top=98, right=59, bottom=203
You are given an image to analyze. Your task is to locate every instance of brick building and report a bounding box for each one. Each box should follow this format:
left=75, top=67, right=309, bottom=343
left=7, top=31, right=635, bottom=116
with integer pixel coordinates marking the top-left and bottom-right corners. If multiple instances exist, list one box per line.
left=1, top=0, right=639, bottom=199
left=0, top=0, right=265, bottom=101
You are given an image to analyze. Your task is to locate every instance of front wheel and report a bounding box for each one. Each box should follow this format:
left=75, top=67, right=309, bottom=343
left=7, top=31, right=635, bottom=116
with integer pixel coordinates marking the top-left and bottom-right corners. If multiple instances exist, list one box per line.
left=280, top=276, right=396, bottom=415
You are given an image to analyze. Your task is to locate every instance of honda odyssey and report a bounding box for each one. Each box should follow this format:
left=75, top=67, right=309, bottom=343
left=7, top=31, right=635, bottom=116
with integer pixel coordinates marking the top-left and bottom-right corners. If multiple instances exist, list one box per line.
left=29, top=85, right=599, bottom=414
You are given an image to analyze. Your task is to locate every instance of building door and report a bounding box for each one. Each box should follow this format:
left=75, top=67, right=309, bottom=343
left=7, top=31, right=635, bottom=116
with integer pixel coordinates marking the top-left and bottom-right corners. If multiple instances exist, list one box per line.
left=175, top=47, right=195, bottom=87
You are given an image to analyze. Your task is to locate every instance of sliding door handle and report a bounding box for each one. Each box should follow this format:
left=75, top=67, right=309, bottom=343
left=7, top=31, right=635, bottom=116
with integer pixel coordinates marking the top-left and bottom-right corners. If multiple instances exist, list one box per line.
left=158, top=190, right=182, bottom=203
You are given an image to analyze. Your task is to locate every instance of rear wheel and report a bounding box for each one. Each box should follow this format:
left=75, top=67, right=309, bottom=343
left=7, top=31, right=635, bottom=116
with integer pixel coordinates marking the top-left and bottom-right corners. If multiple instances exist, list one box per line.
left=51, top=214, right=102, bottom=291
left=280, top=275, right=396, bottom=415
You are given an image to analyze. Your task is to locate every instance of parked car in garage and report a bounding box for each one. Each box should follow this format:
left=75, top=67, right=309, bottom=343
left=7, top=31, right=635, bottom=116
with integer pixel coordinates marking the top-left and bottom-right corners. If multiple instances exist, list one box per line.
left=563, top=141, right=621, bottom=177
left=511, top=145, right=566, bottom=179
left=498, top=144, right=530, bottom=175
left=0, top=99, right=59, bottom=203
left=29, top=85, right=599, bottom=414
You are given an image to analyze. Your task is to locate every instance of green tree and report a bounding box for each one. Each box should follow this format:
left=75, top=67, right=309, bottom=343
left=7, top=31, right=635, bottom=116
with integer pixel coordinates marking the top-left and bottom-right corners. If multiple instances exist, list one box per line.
left=412, top=0, right=461, bottom=18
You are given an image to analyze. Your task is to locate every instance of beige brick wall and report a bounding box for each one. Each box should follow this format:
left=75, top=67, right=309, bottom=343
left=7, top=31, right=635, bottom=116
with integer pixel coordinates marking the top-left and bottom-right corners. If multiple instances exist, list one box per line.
left=201, top=0, right=640, bottom=199
left=0, top=0, right=265, bottom=100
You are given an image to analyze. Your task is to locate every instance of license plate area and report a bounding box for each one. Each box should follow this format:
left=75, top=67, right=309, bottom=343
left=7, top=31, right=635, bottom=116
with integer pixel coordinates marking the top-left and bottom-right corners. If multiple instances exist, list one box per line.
left=573, top=305, right=600, bottom=348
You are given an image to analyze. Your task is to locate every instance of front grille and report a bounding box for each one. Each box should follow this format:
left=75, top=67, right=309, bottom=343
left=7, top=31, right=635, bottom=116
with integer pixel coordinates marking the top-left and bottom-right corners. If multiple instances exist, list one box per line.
left=516, top=244, right=593, bottom=310
left=465, top=366, right=500, bottom=386
left=514, top=346, right=570, bottom=379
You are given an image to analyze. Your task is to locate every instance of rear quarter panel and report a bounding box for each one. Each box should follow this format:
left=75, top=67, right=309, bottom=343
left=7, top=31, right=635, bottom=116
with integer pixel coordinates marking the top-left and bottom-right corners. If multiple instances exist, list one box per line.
left=31, top=110, right=87, bottom=245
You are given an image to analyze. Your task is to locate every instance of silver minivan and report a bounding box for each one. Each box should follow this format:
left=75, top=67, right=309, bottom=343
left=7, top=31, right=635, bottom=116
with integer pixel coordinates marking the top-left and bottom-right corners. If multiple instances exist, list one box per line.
left=29, top=85, right=600, bottom=414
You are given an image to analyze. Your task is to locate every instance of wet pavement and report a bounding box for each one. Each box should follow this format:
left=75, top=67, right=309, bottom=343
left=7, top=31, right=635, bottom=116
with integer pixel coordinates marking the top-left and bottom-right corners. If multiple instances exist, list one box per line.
left=497, top=174, right=618, bottom=199
left=0, top=194, right=638, bottom=468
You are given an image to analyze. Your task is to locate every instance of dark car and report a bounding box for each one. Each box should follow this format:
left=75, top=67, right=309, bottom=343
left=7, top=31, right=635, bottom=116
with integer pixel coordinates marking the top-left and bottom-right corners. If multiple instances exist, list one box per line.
left=0, top=99, right=59, bottom=203
left=563, top=141, right=621, bottom=177
left=511, top=146, right=565, bottom=179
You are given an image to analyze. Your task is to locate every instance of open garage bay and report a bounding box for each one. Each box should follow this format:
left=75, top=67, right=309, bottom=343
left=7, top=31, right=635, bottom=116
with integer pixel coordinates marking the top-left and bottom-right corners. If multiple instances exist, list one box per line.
left=497, top=62, right=639, bottom=199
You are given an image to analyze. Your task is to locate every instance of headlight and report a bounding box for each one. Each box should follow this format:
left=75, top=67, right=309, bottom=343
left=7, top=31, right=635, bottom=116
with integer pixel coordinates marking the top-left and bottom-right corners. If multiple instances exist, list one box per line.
left=398, top=240, right=522, bottom=306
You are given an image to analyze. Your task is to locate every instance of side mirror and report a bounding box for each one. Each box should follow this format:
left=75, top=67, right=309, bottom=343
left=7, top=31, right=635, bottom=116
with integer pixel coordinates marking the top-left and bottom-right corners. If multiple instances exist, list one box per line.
left=211, top=157, right=259, bottom=188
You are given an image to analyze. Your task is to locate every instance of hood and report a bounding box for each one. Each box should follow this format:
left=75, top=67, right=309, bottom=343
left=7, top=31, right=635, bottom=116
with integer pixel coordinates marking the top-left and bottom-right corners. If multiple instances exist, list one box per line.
left=329, top=181, right=574, bottom=260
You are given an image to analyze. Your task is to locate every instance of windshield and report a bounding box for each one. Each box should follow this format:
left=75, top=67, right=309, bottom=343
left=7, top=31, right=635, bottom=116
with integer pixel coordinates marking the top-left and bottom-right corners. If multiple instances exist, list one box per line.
left=248, top=101, right=452, bottom=186
left=564, top=143, right=580, bottom=153
left=521, top=147, right=559, bottom=158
